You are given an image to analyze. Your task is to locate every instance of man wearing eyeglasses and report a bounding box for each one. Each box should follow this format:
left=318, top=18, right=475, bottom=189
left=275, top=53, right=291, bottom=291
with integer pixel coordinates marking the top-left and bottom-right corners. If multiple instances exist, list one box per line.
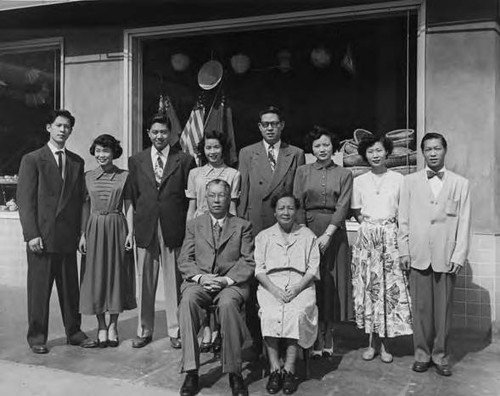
left=237, top=106, right=305, bottom=357
left=237, top=105, right=305, bottom=235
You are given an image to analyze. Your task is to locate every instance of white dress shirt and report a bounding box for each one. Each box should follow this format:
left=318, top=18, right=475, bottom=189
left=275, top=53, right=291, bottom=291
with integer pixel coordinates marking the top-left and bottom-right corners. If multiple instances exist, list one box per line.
left=425, top=165, right=446, bottom=197
left=47, top=141, right=66, bottom=180
left=263, top=139, right=281, bottom=163
left=150, top=144, right=170, bottom=169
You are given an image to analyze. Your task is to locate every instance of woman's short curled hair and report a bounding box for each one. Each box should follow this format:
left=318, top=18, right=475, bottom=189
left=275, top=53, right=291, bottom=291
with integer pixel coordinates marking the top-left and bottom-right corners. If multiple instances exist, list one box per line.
left=271, top=192, right=301, bottom=210
left=197, top=130, right=228, bottom=165
left=357, top=136, right=393, bottom=162
left=90, top=134, right=123, bottom=159
left=304, top=125, right=340, bottom=153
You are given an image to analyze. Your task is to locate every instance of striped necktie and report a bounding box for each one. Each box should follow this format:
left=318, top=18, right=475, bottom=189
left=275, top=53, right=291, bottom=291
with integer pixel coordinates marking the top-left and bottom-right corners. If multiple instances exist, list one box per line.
left=268, top=145, right=276, bottom=172
left=155, top=153, right=164, bottom=185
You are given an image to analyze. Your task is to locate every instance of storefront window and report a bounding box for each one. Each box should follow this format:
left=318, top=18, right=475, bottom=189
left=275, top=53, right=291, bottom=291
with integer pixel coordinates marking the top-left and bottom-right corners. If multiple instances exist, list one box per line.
left=139, top=13, right=417, bottom=173
left=0, top=44, right=61, bottom=206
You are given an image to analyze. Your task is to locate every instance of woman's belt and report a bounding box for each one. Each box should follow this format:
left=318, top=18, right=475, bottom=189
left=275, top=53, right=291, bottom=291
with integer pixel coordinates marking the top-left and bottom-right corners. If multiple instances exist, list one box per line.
left=266, top=267, right=305, bottom=276
left=93, top=210, right=123, bottom=216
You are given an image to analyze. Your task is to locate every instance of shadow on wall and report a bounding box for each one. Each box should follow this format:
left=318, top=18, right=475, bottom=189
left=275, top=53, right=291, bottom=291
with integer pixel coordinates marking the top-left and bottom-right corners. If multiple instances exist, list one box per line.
left=451, top=259, right=492, bottom=364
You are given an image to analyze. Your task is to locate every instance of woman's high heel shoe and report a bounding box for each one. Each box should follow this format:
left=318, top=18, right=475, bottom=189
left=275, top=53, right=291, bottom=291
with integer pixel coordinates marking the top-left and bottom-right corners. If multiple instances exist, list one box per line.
left=97, top=329, right=108, bottom=348
left=107, top=326, right=119, bottom=348
left=322, top=347, right=334, bottom=357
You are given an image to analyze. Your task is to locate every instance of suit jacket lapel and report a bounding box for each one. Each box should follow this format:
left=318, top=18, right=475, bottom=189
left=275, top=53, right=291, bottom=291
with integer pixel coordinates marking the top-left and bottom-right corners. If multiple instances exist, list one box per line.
left=199, top=214, right=215, bottom=249
left=218, top=215, right=236, bottom=249
left=138, top=148, right=157, bottom=189
left=253, top=143, right=273, bottom=186
left=40, top=145, right=63, bottom=192
left=56, top=152, right=78, bottom=215
left=159, top=147, right=180, bottom=188
left=267, top=143, right=293, bottom=194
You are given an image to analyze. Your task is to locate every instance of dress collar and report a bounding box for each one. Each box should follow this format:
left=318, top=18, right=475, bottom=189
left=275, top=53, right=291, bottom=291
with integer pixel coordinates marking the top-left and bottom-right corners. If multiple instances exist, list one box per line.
left=91, top=165, right=119, bottom=180
left=312, top=159, right=335, bottom=170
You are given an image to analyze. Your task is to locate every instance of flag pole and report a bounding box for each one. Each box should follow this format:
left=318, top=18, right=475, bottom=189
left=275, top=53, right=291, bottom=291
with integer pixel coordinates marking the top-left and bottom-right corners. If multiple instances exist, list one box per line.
left=203, top=79, right=224, bottom=129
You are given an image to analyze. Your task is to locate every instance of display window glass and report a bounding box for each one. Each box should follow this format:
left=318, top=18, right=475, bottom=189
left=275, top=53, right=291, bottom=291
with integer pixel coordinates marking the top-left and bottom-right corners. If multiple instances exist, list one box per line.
left=139, top=13, right=417, bottom=174
left=0, top=44, right=61, bottom=206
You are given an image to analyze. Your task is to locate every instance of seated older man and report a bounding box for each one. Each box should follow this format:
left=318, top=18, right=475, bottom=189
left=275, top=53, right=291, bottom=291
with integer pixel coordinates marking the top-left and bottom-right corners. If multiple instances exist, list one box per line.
left=178, top=179, right=255, bottom=396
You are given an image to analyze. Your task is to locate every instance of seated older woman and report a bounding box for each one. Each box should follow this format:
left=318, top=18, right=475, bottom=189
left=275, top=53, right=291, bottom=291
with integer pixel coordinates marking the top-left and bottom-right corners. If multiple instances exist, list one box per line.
left=255, top=192, right=320, bottom=395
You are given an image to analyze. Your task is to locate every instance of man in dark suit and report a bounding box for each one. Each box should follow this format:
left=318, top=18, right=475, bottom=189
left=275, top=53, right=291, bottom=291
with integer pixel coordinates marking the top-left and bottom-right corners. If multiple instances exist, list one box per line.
left=237, top=105, right=305, bottom=354
left=128, top=114, right=196, bottom=349
left=237, top=105, right=305, bottom=235
left=178, top=179, right=255, bottom=396
left=17, top=109, right=94, bottom=354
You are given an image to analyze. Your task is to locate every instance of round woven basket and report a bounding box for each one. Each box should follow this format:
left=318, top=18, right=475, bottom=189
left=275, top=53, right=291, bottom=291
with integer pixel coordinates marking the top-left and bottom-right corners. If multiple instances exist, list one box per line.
left=385, top=151, right=417, bottom=168
left=385, top=129, right=415, bottom=141
left=340, top=139, right=358, bottom=155
left=390, top=165, right=417, bottom=175
left=353, top=128, right=373, bottom=144
left=343, top=153, right=369, bottom=167
left=348, top=166, right=371, bottom=178
left=392, top=137, right=415, bottom=148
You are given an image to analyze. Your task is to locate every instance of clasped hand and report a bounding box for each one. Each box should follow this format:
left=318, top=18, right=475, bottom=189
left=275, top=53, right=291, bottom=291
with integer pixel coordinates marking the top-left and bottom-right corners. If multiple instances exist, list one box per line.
left=200, top=274, right=228, bottom=293
left=272, top=284, right=300, bottom=304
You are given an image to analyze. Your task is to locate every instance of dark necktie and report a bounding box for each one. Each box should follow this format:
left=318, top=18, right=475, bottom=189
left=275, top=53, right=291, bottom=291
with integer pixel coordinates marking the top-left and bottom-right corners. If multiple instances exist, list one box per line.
left=213, top=221, right=222, bottom=246
left=268, top=145, right=276, bottom=172
left=56, top=150, right=63, bottom=178
left=155, top=153, right=164, bottom=185
left=427, top=170, right=444, bottom=180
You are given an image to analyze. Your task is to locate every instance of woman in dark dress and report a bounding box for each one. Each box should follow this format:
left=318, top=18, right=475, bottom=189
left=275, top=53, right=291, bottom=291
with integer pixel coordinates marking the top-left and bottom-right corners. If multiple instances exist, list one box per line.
left=293, top=126, right=353, bottom=358
left=79, top=134, right=136, bottom=347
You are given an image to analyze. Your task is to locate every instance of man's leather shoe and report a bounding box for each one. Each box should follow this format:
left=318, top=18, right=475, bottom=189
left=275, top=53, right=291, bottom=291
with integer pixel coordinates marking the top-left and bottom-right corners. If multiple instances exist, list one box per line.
left=79, top=338, right=98, bottom=348
left=180, top=371, right=199, bottom=396
left=229, top=373, right=248, bottom=396
left=266, top=370, right=282, bottom=394
left=435, top=363, right=452, bottom=377
left=67, top=332, right=89, bottom=346
left=170, top=337, right=182, bottom=349
left=31, top=344, right=48, bottom=354
left=132, top=335, right=152, bottom=348
left=412, top=360, right=431, bottom=373
left=282, top=370, right=298, bottom=395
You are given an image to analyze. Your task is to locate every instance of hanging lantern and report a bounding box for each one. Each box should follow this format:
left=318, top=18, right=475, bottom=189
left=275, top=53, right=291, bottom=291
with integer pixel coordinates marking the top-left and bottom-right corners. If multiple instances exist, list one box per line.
left=277, top=50, right=291, bottom=72
left=230, top=53, right=251, bottom=74
left=310, top=47, right=332, bottom=68
left=171, top=53, right=190, bottom=71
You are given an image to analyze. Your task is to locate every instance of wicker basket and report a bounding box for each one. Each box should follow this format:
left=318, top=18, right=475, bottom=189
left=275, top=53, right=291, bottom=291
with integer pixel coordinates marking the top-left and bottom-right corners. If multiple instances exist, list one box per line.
left=348, top=166, right=371, bottom=178
left=343, top=153, right=369, bottom=167
left=386, top=129, right=415, bottom=141
left=385, top=151, right=417, bottom=168
left=392, top=137, right=415, bottom=148
left=391, top=146, right=413, bottom=156
left=390, top=165, right=417, bottom=175
left=353, top=128, right=373, bottom=144
left=340, top=139, right=358, bottom=155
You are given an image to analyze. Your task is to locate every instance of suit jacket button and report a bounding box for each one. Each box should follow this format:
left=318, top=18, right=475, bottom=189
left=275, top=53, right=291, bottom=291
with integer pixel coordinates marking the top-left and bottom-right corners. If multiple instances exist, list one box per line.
left=259, top=181, right=263, bottom=185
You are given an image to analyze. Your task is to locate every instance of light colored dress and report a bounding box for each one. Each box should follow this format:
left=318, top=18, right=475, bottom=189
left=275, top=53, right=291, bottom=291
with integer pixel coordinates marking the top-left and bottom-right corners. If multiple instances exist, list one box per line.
left=185, top=164, right=240, bottom=217
left=293, top=160, right=353, bottom=323
left=255, top=223, right=320, bottom=349
left=351, top=170, right=412, bottom=337
left=79, top=166, right=136, bottom=315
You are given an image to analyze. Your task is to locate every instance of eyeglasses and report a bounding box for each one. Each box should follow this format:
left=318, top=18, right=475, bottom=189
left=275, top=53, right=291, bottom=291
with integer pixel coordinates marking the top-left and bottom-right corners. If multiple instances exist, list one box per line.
left=259, top=121, right=281, bottom=128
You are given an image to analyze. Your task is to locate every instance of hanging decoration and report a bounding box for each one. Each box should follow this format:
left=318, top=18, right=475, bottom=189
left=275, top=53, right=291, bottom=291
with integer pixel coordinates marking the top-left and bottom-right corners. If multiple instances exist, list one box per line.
left=230, top=53, right=251, bottom=74
left=170, top=53, right=190, bottom=71
left=197, top=60, right=223, bottom=90
left=341, top=44, right=356, bottom=75
left=310, top=47, right=332, bottom=68
left=277, top=50, right=292, bottom=72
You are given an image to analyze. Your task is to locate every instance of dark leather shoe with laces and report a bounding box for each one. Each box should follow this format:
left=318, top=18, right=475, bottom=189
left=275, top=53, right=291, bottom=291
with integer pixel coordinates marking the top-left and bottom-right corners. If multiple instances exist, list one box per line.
left=435, top=363, right=452, bottom=377
left=180, top=371, right=199, bottom=396
left=412, top=360, right=431, bottom=373
left=132, top=335, right=152, bottom=348
left=282, top=370, right=298, bottom=395
left=266, top=370, right=282, bottom=394
left=170, top=337, right=182, bottom=349
left=229, top=373, right=248, bottom=396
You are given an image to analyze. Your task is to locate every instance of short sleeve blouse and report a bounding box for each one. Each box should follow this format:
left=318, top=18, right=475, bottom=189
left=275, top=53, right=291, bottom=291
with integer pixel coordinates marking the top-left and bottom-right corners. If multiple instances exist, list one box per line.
left=351, top=170, right=403, bottom=220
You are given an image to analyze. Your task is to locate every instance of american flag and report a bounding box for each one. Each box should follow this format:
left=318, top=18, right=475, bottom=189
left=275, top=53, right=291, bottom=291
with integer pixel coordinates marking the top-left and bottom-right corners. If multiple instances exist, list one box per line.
left=180, top=101, right=205, bottom=161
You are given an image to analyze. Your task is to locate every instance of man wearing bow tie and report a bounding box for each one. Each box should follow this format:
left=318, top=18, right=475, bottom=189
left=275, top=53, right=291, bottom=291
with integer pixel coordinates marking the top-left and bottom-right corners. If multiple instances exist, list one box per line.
left=128, top=114, right=196, bottom=349
left=398, top=132, right=471, bottom=377
left=177, top=179, right=255, bottom=396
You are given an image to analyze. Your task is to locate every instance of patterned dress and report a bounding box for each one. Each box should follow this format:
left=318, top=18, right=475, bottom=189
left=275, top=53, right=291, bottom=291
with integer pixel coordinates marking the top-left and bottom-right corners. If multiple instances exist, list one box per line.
left=293, top=160, right=354, bottom=323
left=255, top=223, right=320, bottom=348
left=351, top=170, right=412, bottom=337
left=79, top=166, right=136, bottom=315
left=185, top=164, right=240, bottom=217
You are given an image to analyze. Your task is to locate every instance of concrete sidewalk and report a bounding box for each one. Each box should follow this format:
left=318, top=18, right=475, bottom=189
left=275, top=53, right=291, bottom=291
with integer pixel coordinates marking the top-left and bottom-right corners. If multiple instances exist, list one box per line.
left=0, top=285, right=499, bottom=396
